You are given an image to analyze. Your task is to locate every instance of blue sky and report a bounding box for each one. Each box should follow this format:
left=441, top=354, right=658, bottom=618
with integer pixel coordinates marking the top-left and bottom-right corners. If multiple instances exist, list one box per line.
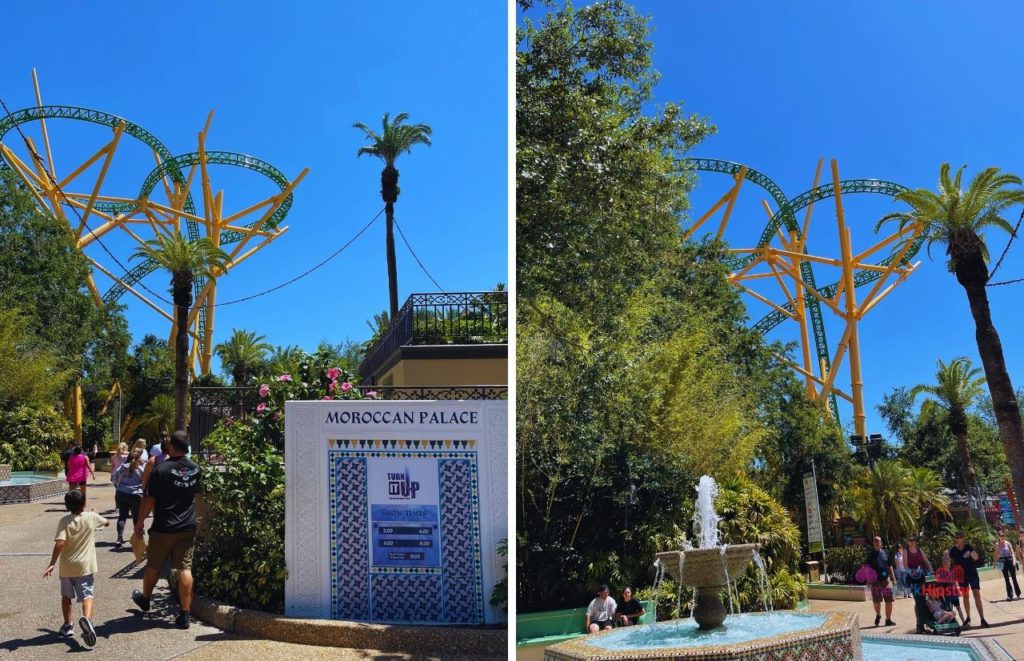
left=0, top=2, right=507, bottom=374
left=637, top=0, right=1024, bottom=439
left=523, top=1, right=1024, bottom=440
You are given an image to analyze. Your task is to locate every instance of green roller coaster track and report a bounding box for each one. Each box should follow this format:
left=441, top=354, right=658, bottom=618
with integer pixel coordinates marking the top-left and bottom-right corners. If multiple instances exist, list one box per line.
left=685, top=159, right=916, bottom=419
left=0, top=104, right=294, bottom=349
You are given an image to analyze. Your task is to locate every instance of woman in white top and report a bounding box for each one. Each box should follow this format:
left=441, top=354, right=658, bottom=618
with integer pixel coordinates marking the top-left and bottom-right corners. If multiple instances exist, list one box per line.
left=994, top=529, right=1021, bottom=601
left=894, top=544, right=909, bottom=598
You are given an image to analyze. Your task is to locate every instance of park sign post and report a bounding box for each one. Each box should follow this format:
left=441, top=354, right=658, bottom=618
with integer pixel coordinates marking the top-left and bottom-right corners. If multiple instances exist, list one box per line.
left=284, top=399, right=507, bottom=624
left=803, top=467, right=825, bottom=554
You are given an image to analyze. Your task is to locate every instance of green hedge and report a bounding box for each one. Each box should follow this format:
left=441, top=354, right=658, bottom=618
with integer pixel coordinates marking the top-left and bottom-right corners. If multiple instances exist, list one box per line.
left=0, top=405, right=72, bottom=471
left=824, top=545, right=867, bottom=584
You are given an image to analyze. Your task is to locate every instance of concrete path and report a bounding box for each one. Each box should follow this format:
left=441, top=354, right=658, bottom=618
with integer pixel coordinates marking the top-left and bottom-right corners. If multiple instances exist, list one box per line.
left=0, top=473, right=498, bottom=660
left=809, top=574, right=1024, bottom=658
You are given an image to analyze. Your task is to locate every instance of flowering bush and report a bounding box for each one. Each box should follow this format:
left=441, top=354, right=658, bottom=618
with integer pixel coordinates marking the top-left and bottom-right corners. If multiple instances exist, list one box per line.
left=194, top=351, right=362, bottom=611
left=251, top=353, right=364, bottom=452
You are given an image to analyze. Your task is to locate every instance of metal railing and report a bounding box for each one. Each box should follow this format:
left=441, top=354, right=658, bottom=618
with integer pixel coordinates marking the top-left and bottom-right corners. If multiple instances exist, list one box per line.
left=358, top=291, right=507, bottom=380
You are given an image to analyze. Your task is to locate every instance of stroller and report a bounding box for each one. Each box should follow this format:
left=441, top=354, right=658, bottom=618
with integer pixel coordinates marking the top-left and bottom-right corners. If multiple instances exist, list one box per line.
left=914, top=580, right=962, bottom=636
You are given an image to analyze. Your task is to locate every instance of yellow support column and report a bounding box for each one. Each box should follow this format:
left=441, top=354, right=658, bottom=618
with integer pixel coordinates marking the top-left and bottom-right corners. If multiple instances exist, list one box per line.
left=789, top=230, right=815, bottom=397
left=832, top=160, right=866, bottom=437
left=73, top=381, right=83, bottom=445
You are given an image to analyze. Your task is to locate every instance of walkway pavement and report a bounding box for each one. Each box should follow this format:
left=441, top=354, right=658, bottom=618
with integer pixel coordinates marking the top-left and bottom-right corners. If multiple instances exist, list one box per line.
left=808, top=575, right=1024, bottom=658
left=0, top=473, right=500, bottom=660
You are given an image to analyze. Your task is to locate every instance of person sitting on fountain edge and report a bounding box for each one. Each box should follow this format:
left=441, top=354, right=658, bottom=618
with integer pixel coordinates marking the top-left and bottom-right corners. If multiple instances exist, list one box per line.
left=617, top=586, right=645, bottom=626
left=585, top=584, right=616, bottom=633
left=866, top=536, right=896, bottom=627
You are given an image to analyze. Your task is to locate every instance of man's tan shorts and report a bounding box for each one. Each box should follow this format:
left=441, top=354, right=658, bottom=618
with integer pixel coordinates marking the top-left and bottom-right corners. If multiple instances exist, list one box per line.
left=146, top=530, right=196, bottom=571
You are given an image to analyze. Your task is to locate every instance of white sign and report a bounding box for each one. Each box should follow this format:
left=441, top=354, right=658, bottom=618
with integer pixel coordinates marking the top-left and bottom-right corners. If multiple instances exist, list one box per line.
left=803, top=471, right=824, bottom=554
left=284, top=400, right=507, bottom=625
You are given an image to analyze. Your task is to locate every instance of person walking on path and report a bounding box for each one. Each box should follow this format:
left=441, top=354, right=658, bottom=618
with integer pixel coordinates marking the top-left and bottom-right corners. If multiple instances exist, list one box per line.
left=110, top=442, right=129, bottom=474
left=42, top=489, right=110, bottom=647
left=993, top=529, right=1021, bottom=601
left=111, top=448, right=145, bottom=548
left=950, top=531, right=989, bottom=627
left=131, top=430, right=201, bottom=629
left=894, top=544, right=909, bottom=598
left=65, top=445, right=95, bottom=496
left=866, top=536, right=896, bottom=626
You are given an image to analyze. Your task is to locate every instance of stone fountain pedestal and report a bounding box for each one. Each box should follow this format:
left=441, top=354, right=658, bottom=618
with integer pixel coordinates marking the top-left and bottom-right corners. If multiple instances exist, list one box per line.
left=656, top=544, right=759, bottom=629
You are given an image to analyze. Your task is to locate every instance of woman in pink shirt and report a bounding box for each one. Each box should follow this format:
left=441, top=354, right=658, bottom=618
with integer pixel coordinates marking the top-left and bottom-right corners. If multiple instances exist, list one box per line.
left=65, top=446, right=95, bottom=496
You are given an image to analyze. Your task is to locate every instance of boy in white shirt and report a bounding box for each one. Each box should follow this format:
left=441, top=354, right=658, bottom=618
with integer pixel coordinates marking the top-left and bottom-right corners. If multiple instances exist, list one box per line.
left=42, top=489, right=110, bottom=647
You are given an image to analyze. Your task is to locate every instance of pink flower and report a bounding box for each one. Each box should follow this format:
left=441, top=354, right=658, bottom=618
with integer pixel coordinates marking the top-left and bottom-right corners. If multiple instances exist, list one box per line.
left=278, top=374, right=292, bottom=382
left=256, top=402, right=267, bottom=413
left=367, top=390, right=378, bottom=398
left=340, top=382, right=353, bottom=392
left=326, top=367, right=342, bottom=380
left=322, top=395, right=333, bottom=400
left=328, top=380, right=336, bottom=393
left=259, top=384, right=270, bottom=398
left=225, top=417, right=234, bottom=426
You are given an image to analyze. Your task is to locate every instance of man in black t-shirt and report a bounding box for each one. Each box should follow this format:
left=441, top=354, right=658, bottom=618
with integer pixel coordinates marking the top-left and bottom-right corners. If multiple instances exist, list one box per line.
left=130, top=431, right=200, bottom=630
left=950, top=531, right=988, bottom=627
left=866, top=536, right=896, bottom=626
left=617, top=586, right=645, bottom=626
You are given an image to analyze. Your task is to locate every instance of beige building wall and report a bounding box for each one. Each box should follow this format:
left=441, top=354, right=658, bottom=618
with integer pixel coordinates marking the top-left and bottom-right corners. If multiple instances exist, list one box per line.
left=379, top=358, right=507, bottom=387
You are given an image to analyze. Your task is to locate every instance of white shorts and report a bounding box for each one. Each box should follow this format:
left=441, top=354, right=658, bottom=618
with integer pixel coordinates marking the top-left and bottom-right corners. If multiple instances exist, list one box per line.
left=60, top=575, right=95, bottom=602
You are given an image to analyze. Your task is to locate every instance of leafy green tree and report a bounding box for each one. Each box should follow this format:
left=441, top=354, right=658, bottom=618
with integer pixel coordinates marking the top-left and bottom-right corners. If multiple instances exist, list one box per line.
left=880, top=387, right=1009, bottom=496
left=877, top=164, right=1024, bottom=514
left=132, top=233, right=228, bottom=432
left=0, top=309, right=70, bottom=408
left=136, top=393, right=175, bottom=438
left=353, top=113, right=432, bottom=318
left=910, top=357, right=987, bottom=511
left=215, top=329, right=272, bottom=387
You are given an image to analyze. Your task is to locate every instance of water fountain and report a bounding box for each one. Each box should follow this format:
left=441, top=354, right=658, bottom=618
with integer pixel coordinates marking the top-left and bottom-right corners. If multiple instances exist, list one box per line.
left=540, top=475, right=1012, bottom=660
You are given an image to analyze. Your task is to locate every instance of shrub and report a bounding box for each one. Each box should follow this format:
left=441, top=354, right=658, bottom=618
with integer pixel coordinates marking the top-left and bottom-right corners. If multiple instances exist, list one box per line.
left=0, top=405, right=72, bottom=471
left=490, top=539, right=508, bottom=612
left=192, top=352, right=363, bottom=612
left=824, top=545, right=869, bottom=584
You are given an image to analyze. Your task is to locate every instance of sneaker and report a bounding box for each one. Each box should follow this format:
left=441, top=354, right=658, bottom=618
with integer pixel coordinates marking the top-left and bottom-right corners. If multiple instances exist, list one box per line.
left=79, top=617, right=96, bottom=647
left=131, top=589, right=151, bottom=612
left=175, top=611, right=190, bottom=630
left=114, top=539, right=124, bottom=549
left=58, top=623, right=74, bottom=638
left=874, top=615, right=881, bottom=626
left=885, top=619, right=896, bottom=626
left=981, top=619, right=991, bottom=628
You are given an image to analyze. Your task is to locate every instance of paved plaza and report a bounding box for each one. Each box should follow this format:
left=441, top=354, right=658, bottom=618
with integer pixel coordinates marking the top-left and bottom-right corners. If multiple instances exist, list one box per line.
left=0, top=473, right=500, bottom=660
left=809, top=576, right=1024, bottom=658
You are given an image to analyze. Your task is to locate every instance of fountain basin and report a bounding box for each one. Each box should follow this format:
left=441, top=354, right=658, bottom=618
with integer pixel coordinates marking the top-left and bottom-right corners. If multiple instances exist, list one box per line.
left=656, top=546, right=759, bottom=589
left=543, top=611, right=860, bottom=660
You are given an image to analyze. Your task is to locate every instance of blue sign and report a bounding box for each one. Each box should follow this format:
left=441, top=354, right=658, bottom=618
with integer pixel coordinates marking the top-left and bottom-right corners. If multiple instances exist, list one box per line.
left=371, top=504, right=440, bottom=567
left=1000, top=496, right=1016, bottom=526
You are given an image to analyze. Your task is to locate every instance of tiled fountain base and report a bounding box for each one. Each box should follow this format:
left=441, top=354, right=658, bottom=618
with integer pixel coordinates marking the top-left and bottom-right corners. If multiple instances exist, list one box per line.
left=544, top=612, right=860, bottom=661
left=0, top=464, right=10, bottom=481
left=0, top=477, right=67, bottom=504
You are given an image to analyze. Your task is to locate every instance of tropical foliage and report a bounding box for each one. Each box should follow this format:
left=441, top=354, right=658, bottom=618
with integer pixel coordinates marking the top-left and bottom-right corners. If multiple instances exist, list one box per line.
left=848, top=460, right=950, bottom=543
left=193, top=351, right=364, bottom=611
left=215, top=329, right=272, bottom=387
left=877, top=163, right=1024, bottom=513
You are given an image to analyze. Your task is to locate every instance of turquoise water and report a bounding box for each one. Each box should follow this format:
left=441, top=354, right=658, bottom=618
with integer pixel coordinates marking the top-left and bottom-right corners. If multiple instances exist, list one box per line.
left=0, top=472, right=60, bottom=486
left=863, top=639, right=975, bottom=660
left=585, top=613, right=828, bottom=650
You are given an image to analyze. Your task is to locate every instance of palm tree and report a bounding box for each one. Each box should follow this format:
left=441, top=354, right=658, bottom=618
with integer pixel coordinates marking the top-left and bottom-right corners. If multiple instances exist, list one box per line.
left=133, top=233, right=228, bottom=432
left=905, top=465, right=952, bottom=533
left=136, top=393, right=176, bottom=438
left=215, top=329, right=272, bottom=387
left=354, top=113, right=432, bottom=318
left=910, top=357, right=988, bottom=517
left=851, top=460, right=918, bottom=543
left=877, top=164, right=1024, bottom=516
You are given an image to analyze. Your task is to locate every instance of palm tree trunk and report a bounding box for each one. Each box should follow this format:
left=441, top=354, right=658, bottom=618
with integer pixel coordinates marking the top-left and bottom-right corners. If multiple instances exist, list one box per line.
left=385, top=202, right=398, bottom=319
left=172, top=273, right=193, bottom=433
left=381, top=165, right=400, bottom=319
left=955, top=252, right=1024, bottom=523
